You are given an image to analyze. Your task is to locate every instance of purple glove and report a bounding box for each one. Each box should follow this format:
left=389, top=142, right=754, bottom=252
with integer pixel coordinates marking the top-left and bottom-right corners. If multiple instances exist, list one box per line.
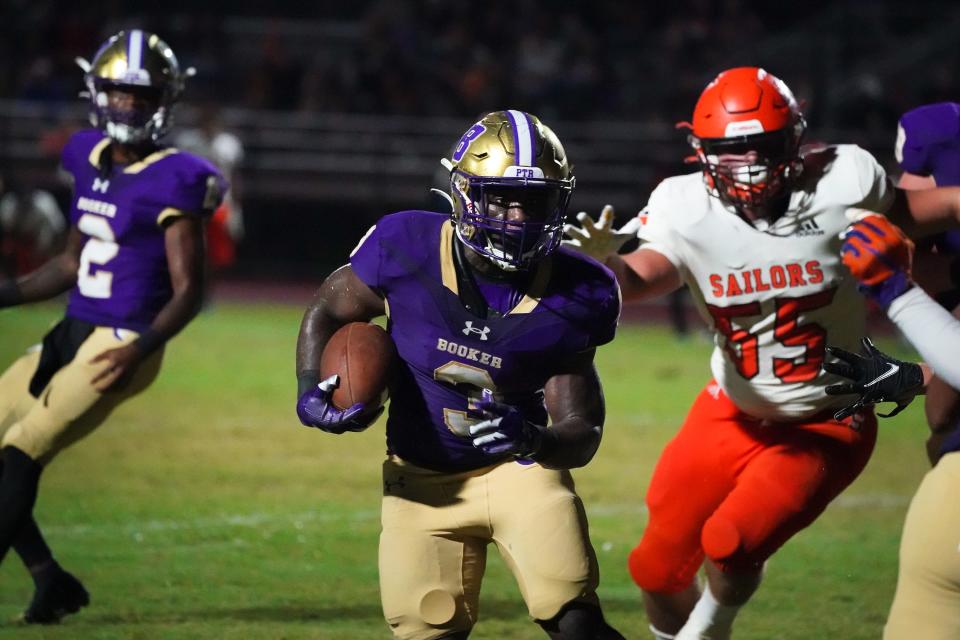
left=468, top=389, right=543, bottom=457
left=296, top=374, right=383, bottom=434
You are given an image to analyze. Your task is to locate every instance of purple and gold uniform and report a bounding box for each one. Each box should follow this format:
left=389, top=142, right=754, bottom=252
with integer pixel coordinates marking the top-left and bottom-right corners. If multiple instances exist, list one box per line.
left=886, top=103, right=960, bottom=640
left=350, top=210, right=619, bottom=471
left=0, top=129, right=224, bottom=463
left=350, top=209, right=620, bottom=638
left=63, top=129, right=225, bottom=330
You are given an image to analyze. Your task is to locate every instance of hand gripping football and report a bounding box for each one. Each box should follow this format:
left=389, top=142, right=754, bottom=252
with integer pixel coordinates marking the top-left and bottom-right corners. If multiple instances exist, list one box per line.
left=319, top=322, right=396, bottom=411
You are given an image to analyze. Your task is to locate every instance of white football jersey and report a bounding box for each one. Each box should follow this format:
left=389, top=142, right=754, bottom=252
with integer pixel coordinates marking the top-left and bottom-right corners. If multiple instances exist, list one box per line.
left=638, top=145, right=894, bottom=420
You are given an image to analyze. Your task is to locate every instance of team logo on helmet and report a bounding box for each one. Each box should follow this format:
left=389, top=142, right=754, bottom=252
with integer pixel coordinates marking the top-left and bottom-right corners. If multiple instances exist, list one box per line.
left=443, top=110, right=575, bottom=271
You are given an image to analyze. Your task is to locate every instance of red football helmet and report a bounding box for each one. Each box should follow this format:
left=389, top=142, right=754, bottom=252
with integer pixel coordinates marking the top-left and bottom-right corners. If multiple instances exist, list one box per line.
left=684, top=67, right=806, bottom=212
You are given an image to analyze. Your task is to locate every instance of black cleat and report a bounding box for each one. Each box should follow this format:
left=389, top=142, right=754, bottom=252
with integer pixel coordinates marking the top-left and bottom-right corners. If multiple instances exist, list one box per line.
left=20, top=569, right=90, bottom=624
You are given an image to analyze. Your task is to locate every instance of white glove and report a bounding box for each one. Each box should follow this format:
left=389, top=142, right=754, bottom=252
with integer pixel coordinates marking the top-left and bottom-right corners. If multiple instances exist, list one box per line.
left=562, top=205, right=641, bottom=262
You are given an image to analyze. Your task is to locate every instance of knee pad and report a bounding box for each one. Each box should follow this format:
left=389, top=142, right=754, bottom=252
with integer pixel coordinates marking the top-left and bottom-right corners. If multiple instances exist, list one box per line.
left=701, top=514, right=741, bottom=562
left=418, top=588, right=457, bottom=626
left=702, top=514, right=765, bottom=572
left=628, top=538, right=696, bottom=594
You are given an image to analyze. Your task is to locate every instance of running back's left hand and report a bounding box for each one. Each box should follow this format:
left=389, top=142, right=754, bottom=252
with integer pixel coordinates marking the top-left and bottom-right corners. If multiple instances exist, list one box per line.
left=468, top=389, right=543, bottom=457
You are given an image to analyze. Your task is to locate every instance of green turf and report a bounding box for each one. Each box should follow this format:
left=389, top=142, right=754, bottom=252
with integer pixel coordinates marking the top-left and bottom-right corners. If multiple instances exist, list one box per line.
left=0, top=303, right=930, bottom=639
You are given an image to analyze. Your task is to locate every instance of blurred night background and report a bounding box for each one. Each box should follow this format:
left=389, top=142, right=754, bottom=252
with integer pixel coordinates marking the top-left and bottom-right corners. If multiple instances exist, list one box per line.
left=0, top=0, right=958, bottom=284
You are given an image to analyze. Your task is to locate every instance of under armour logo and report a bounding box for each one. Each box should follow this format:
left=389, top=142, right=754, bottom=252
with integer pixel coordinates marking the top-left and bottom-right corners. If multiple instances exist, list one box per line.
left=463, top=321, right=491, bottom=341
left=92, top=178, right=110, bottom=193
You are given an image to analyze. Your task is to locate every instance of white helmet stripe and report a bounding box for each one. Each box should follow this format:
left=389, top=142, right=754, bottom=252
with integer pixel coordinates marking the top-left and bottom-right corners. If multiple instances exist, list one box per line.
left=128, top=29, right=143, bottom=71
left=507, top=109, right=534, bottom=166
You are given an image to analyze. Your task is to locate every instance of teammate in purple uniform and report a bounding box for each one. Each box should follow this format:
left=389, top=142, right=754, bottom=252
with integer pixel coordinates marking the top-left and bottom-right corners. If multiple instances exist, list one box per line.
left=0, top=31, right=224, bottom=623
left=868, top=102, right=960, bottom=639
left=296, top=111, right=625, bottom=640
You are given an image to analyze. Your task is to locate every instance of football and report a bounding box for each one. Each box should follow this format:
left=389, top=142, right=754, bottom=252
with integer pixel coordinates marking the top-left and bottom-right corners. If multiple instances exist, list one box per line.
left=320, top=322, right=396, bottom=411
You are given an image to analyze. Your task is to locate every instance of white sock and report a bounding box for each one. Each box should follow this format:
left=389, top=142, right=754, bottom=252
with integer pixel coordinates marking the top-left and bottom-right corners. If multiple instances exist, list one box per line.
left=649, top=624, right=677, bottom=640
left=674, top=583, right=741, bottom=640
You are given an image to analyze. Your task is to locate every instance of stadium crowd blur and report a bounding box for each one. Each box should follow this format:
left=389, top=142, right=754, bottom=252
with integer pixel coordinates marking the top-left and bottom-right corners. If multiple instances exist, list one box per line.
left=0, top=0, right=958, bottom=277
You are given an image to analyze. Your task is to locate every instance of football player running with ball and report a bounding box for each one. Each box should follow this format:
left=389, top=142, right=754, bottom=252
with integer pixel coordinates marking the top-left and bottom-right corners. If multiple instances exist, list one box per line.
left=0, top=31, right=225, bottom=623
left=564, top=67, right=960, bottom=639
left=296, top=111, right=625, bottom=640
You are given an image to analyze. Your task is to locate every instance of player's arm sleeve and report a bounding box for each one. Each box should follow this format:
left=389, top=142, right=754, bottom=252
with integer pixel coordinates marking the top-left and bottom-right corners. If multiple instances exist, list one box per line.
left=636, top=185, right=684, bottom=270
left=587, top=277, right=622, bottom=348
left=850, top=145, right=896, bottom=212
left=895, top=119, right=930, bottom=176
left=348, top=223, right=384, bottom=291
left=158, top=165, right=228, bottom=226
left=888, top=286, right=960, bottom=390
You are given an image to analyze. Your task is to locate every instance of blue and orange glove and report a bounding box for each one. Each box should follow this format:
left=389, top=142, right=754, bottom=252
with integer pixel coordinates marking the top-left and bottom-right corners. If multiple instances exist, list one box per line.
left=468, top=389, right=544, bottom=457
left=841, top=213, right=915, bottom=309
left=296, top=374, right=383, bottom=434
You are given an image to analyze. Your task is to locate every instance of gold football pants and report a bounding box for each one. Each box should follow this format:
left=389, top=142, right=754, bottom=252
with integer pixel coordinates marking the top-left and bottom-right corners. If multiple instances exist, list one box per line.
left=378, top=455, right=601, bottom=640
left=0, top=327, right=162, bottom=464
left=885, top=452, right=960, bottom=640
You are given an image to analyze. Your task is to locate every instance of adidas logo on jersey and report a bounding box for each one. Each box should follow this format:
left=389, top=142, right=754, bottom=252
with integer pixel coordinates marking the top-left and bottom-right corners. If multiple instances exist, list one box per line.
left=796, top=218, right=824, bottom=237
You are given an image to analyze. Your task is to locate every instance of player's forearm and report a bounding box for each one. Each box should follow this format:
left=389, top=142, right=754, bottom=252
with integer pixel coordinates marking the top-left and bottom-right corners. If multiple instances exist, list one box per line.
left=606, top=251, right=681, bottom=302
left=925, top=375, right=960, bottom=434
left=136, top=280, right=205, bottom=354
left=898, top=186, right=960, bottom=235
left=0, top=253, right=78, bottom=308
left=295, top=297, right=344, bottom=392
left=888, top=287, right=960, bottom=390
left=532, top=418, right=602, bottom=470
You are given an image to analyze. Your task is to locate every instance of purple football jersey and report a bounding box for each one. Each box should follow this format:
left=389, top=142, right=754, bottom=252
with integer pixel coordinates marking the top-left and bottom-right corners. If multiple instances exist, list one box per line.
left=351, top=210, right=620, bottom=471
left=62, top=129, right=226, bottom=330
left=898, top=104, right=960, bottom=254
left=898, top=102, right=960, bottom=185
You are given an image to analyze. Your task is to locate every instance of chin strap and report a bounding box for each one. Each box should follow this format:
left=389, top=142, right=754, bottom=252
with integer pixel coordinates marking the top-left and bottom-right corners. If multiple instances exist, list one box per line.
left=452, top=238, right=493, bottom=319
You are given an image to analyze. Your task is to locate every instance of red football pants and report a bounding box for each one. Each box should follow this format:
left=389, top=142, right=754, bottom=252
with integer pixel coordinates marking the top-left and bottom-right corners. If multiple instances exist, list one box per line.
left=629, top=382, right=876, bottom=593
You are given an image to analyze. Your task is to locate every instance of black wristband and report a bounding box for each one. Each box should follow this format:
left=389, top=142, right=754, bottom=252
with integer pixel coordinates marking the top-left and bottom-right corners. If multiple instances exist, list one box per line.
left=132, top=329, right=166, bottom=356
left=526, top=424, right=556, bottom=462
left=297, top=370, right=321, bottom=398
left=0, top=281, right=23, bottom=308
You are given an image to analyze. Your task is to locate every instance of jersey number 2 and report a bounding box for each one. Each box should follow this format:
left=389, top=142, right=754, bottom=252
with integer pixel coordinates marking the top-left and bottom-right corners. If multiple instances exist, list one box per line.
left=706, top=288, right=836, bottom=383
left=77, top=214, right=119, bottom=299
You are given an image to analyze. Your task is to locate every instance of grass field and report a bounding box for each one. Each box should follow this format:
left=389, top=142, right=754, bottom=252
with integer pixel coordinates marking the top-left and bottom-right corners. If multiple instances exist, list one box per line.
left=0, top=302, right=932, bottom=639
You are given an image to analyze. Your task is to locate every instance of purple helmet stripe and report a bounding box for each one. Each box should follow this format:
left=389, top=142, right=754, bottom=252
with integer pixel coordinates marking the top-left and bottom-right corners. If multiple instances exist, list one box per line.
left=128, top=29, right=143, bottom=71
left=506, top=109, right=534, bottom=166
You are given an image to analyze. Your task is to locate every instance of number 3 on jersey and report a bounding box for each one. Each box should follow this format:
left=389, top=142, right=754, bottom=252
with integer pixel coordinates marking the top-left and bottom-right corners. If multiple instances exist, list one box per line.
left=77, top=214, right=119, bottom=299
left=434, top=361, right=496, bottom=437
left=706, top=288, right=836, bottom=383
